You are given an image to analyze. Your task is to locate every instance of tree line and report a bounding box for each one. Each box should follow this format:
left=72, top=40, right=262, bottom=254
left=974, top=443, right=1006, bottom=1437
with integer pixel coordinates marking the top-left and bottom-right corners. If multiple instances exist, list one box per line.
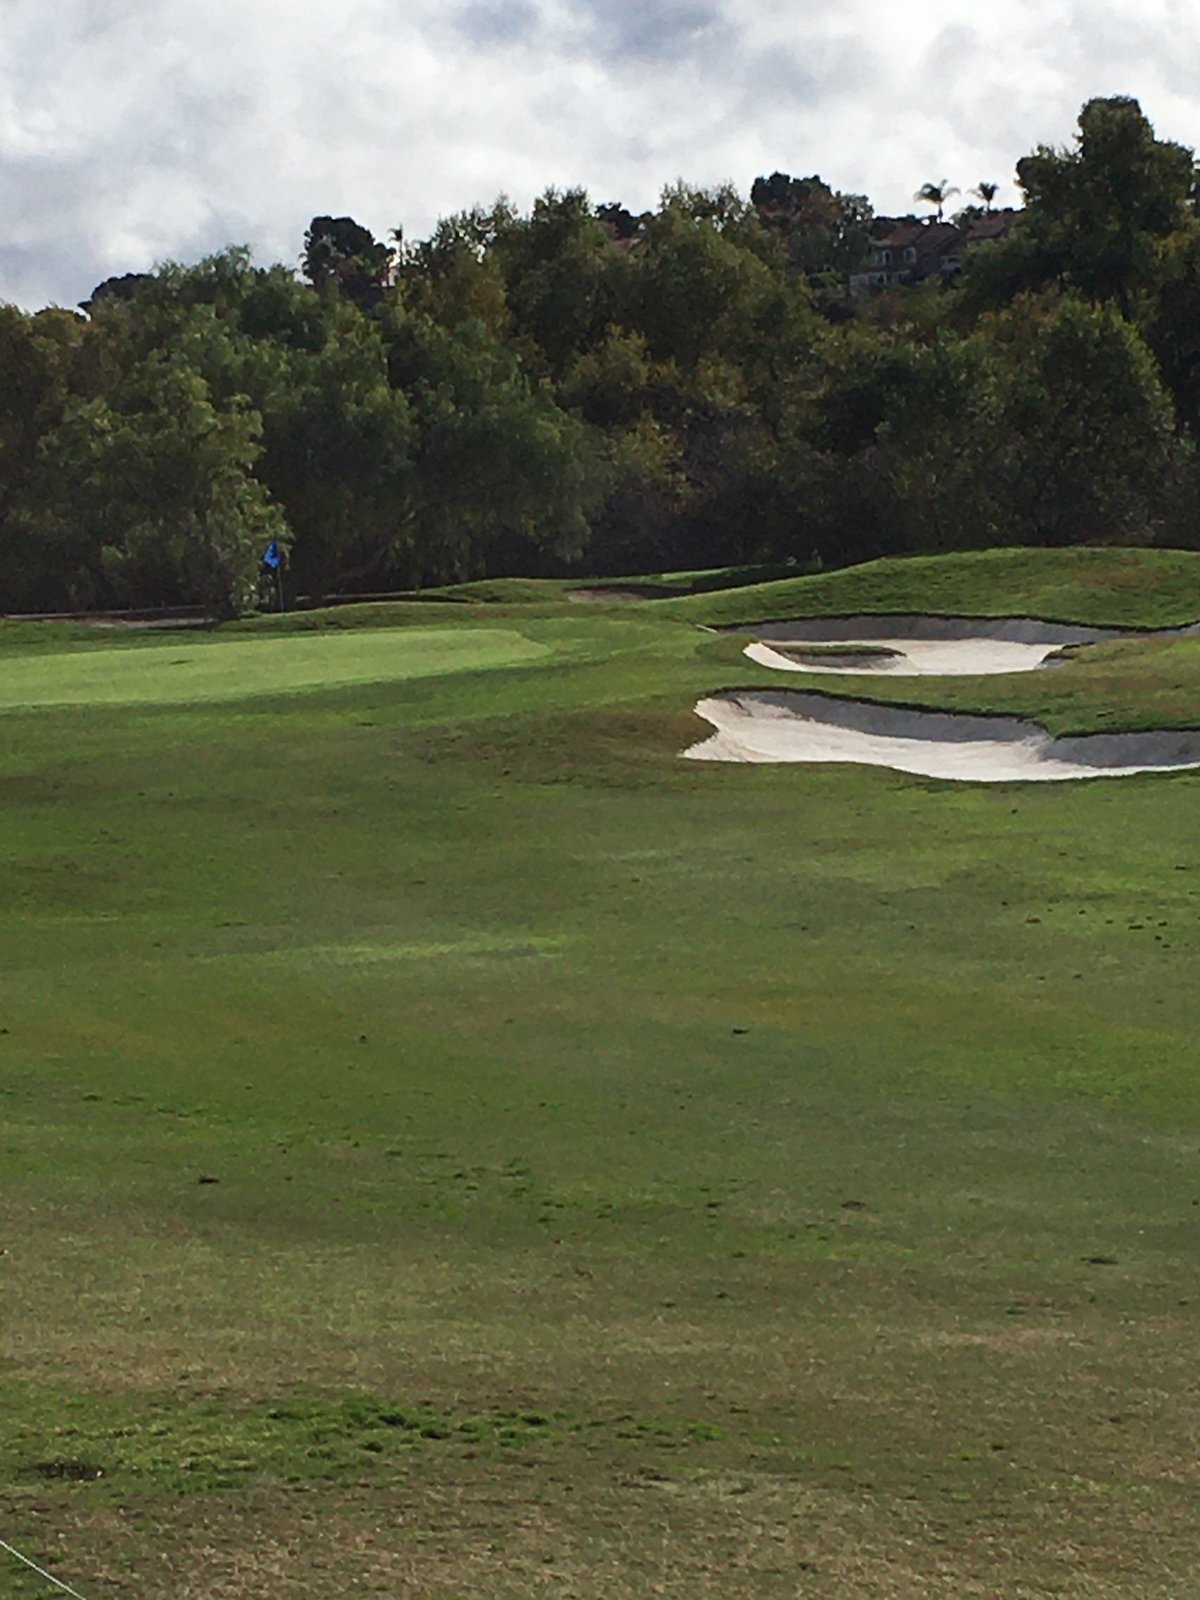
left=2, top=95, right=1198, bottom=617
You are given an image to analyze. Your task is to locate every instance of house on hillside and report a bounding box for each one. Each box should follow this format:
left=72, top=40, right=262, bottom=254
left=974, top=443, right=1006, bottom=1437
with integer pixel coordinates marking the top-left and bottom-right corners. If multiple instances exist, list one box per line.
left=848, top=208, right=1022, bottom=291
left=962, top=207, right=1021, bottom=249
left=849, top=218, right=964, bottom=290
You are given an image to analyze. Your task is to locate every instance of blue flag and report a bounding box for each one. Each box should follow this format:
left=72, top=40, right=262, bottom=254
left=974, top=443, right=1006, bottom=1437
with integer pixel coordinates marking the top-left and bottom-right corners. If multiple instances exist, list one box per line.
left=262, top=540, right=282, bottom=570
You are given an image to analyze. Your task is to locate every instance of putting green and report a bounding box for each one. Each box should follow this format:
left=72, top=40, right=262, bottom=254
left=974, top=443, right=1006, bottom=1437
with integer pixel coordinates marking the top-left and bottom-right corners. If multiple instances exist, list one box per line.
left=0, top=626, right=551, bottom=710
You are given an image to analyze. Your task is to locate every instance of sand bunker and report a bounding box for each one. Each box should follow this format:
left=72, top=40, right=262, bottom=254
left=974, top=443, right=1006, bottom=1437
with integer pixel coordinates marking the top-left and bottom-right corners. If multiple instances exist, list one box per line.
left=740, top=615, right=1119, bottom=677
left=684, top=691, right=1200, bottom=782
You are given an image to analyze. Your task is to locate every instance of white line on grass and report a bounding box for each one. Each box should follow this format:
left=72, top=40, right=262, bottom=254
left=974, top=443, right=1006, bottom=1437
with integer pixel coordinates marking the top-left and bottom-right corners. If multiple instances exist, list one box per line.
left=1, top=1537, right=96, bottom=1599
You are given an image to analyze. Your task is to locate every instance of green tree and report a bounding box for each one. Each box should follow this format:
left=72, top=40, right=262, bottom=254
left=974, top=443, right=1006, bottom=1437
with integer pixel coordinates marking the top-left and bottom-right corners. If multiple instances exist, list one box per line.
left=381, top=305, right=598, bottom=582
left=751, top=172, right=873, bottom=277
left=258, top=300, right=414, bottom=597
left=302, top=216, right=394, bottom=310
left=398, top=207, right=514, bottom=337
left=0, top=305, right=91, bottom=609
left=789, top=325, right=1000, bottom=562
left=633, top=200, right=777, bottom=367
left=29, top=353, right=287, bottom=617
left=965, top=98, right=1197, bottom=319
left=982, top=293, right=1180, bottom=544
left=1143, top=222, right=1200, bottom=436
left=493, top=189, right=629, bottom=377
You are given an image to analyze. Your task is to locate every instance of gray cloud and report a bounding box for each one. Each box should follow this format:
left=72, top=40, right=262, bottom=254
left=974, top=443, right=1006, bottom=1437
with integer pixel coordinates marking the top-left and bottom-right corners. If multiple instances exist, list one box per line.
left=455, top=1, right=541, bottom=48
left=0, top=0, right=1197, bottom=310
left=737, top=31, right=881, bottom=117
left=923, top=23, right=980, bottom=82
left=573, top=0, right=730, bottom=63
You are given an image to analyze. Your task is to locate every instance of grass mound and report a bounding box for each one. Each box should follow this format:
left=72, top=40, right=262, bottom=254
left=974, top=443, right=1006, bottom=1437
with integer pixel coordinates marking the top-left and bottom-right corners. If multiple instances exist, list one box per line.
left=420, top=562, right=805, bottom=604
left=665, top=546, right=1200, bottom=629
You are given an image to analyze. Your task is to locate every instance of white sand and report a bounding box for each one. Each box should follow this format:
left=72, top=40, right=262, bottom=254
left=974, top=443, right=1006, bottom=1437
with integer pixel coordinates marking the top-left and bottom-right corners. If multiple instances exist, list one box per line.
left=684, top=691, right=1200, bottom=783
left=746, top=637, right=1075, bottom=675
left=740, top=615, right=1118, bottom=677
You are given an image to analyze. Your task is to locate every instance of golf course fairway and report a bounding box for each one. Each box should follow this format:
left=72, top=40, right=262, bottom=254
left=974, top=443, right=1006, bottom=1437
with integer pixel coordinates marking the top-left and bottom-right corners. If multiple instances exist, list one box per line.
left=2, top=547, right=1199, bottom=1598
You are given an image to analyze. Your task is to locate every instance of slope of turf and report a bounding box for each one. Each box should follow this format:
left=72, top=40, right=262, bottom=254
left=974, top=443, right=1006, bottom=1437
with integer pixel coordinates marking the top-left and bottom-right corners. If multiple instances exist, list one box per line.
left=415, top=562, right=804, bottom=603
left=666, top=545, right=1200, bottom=628
left=2, top=556, right=1199, bottom=1598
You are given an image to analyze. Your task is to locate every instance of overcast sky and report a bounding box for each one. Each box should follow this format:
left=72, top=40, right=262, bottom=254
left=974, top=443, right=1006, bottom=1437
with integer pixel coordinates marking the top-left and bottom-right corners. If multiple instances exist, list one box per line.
left=1, top=0, right=1197, bottom=310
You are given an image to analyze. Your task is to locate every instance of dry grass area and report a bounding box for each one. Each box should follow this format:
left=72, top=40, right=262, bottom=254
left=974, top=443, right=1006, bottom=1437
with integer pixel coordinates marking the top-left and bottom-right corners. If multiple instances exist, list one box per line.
left=20, top=1447, right=1198, bottom=1600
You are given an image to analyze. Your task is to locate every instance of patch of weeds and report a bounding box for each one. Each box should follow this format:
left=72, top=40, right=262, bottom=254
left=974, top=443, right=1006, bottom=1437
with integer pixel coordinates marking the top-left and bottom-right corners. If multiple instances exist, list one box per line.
left=1, top=1388, right=722, bottom=1499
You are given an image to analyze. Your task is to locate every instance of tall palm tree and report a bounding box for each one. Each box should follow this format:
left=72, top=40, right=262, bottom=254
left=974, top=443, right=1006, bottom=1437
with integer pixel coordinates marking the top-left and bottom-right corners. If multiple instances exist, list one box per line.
left=913, top=179, right=960, bottom=222
left=972, top=181, right=999, bottom=212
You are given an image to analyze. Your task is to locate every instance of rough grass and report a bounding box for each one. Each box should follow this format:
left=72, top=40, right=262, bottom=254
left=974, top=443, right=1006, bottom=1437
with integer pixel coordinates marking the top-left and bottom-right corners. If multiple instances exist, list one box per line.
left=2, top=551, right=1199, bottom=1597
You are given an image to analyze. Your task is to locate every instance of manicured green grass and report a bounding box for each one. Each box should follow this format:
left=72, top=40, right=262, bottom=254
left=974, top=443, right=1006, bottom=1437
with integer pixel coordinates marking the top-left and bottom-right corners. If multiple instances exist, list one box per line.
left=0, top=627, right=557, bottom=710
left=2, top=553, right=1199, bottom=1597
left=667, top=545, right=1200, bottom=628
left=403, top=576, right=580, bottom=602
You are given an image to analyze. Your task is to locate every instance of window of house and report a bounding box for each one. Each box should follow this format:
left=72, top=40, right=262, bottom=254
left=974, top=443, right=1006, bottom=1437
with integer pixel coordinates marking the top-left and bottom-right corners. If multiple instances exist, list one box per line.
left=881, top=249, right=892, bottom=265
left=904, top=247, right=916, bottom=263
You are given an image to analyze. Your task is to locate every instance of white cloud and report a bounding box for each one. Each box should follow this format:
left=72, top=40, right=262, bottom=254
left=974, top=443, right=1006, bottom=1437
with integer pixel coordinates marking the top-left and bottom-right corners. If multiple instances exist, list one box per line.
left=0, top=0, right=1197, bottom=308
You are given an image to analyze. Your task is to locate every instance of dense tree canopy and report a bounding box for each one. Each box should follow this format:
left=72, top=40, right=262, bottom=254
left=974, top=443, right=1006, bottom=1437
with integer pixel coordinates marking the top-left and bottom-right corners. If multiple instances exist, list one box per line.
left=1, top=95, right=1198, bottom=616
